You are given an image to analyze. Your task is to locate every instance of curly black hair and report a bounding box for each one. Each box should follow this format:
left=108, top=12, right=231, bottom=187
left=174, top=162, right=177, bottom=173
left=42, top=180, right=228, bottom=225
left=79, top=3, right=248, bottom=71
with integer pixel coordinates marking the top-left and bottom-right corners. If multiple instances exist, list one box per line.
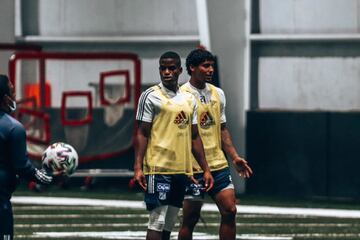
left=186, top=49, right=215, bottom=75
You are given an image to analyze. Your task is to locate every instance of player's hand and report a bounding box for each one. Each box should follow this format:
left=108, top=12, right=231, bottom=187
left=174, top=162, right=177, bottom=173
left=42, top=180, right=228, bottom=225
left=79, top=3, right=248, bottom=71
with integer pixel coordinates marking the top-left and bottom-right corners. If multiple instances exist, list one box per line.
left=190, top=176, right=199, bottom=184
left=35, top=168, right=53, bottom=185
left=202, top=170, right=214, bottom=192
left=134, top=169, right=147, bottom=191
left=233, top=156, right=253, bottom=178
left=43, top=165, right=65, bottom=177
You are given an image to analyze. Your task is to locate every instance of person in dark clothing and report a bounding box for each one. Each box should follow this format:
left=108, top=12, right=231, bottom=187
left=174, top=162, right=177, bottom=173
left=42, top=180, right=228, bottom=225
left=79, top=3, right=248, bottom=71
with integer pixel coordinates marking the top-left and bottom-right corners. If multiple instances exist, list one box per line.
left=0, top=74, right=53, bottom=239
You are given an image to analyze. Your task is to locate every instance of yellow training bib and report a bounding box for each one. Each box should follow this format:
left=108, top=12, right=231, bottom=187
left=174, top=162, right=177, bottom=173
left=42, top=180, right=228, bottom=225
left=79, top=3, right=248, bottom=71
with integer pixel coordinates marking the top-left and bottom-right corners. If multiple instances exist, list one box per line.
left=181, top=83, right=228, bottom=173
left=143, top=86, right=194, bottom=175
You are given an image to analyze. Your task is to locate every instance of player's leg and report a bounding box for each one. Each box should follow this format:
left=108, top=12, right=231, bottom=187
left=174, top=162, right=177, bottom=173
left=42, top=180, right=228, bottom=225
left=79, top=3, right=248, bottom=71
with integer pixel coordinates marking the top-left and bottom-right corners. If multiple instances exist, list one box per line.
left=0, top=200, right=14, bottom=240
left=162, top=205, right=180, bottom=240
left=144, top=174, right=170, bottom=240
left=147, top=205, right=180, bottom=240
left=147, top=205, right=166, bottom=240
left=178, top=199, right=203, bottom=240
left=161, top=174, right=192, bottom=240
left=178, top=173, right=205, bottom=240
left=147, top=229, right=162, bottom=240
left=213, top=188, right=237, bottom=240
left=162, top=231, right=171, bottom=240
left=209, top=168, right=237, bottom=240
left=145, top=174, right=184, bottom=240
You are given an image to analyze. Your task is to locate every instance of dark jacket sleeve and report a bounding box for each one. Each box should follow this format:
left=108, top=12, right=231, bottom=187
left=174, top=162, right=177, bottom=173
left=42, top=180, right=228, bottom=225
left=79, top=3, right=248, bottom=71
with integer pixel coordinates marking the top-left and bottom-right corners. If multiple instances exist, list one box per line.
left=9, top=124, right=37, bottom=181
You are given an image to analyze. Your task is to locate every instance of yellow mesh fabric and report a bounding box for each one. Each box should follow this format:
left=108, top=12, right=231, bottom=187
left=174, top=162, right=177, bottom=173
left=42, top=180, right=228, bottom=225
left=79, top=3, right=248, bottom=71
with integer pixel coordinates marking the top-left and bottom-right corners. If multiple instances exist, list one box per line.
left=143, top=86, right=194, bottom=175
left=181, top=84, right=228, bottom=173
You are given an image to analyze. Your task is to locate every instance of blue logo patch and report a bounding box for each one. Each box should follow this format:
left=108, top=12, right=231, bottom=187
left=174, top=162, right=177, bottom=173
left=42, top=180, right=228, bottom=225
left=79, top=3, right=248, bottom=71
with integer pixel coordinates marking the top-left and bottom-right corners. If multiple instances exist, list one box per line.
left=157, top=183, right=170, bottom=192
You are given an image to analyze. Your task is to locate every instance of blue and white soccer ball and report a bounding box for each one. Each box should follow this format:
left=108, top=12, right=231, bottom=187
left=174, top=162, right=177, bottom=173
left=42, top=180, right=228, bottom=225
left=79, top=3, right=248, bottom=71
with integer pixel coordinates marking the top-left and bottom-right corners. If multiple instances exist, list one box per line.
left=42, top=142, right=79, bottom=176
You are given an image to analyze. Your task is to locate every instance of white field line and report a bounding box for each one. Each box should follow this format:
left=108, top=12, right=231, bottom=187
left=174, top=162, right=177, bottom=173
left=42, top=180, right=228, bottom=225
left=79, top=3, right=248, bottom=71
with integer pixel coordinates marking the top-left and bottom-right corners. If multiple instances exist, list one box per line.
left=14, top=231, right=360, bottom=240
left=17, top=231, right=293, bottom=240
left=15, top=232, right=360, bottom=240
left=243, top=233, right=360, bottom=238
left=14, top=206, right=115, bottom=210
left=13, top=213, right=344, bottom=220
left=12, top=196, right=145, bottom=209
left=12, top=196, right=360, bottom=218
left=14, top=214, right=149, bottom=218
left=15, top=222, right=358, bottom=228
left=15, top=223, right=149, bottom=228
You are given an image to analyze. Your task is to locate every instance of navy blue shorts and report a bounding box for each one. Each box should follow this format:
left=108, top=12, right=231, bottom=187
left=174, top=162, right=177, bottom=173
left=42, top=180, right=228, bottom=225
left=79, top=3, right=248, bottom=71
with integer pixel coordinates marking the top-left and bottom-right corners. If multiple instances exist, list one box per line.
left=0, top=200, right=13, bottom=239
left=185, top=167, right=233, bottom=199
left=144, top=174, right=189, bottom=211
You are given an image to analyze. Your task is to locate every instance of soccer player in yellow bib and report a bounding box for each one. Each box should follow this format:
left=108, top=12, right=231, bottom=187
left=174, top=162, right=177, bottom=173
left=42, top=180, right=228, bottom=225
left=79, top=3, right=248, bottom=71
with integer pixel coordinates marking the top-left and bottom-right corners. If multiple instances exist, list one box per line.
left=134, top=51, right=214, bottom=240
left=178, top=49, right=253, bottom=240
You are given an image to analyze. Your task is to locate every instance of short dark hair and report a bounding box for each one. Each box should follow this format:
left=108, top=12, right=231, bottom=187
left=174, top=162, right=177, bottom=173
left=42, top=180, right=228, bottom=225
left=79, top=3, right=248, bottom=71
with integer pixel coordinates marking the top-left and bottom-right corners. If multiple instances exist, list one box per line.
left=0, top=74, right=10, bottom=100
left=159, top=51, right=181, bottom=66
left=186, top=49, right=215, bottom=75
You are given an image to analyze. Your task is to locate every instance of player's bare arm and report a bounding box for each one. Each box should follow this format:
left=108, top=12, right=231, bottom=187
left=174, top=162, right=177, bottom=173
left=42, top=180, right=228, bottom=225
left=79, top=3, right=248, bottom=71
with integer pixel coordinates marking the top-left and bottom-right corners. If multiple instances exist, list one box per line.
left=133, top=121, right=151, bottom=190
left=221, top=123, right=253, bottom=178
left=191, top=124, right=214, bottom=191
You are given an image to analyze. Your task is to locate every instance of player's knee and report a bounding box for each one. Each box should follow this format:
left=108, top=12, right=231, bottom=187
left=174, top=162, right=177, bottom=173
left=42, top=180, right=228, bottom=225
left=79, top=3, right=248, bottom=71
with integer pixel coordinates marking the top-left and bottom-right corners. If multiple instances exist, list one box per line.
left=185, top=210, right=201, bottom=227
left=163, top=206, right=180, bottom=232
left=220, top=205, right=237, bottom=221
left=148, top=205, right=180, bottom=233
left=148, top=206, right=167, bottom=232
left=148, top=218, right=165, bottom=232
left=190, top=212, right=201, bottom=226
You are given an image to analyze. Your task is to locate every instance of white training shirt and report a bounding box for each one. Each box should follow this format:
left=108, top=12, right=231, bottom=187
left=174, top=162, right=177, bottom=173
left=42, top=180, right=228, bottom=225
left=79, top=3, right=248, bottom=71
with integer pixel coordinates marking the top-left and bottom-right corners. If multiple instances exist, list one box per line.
left=181, top=82, right=226, bottom=124
left=136, top=82, right=198, bottom=125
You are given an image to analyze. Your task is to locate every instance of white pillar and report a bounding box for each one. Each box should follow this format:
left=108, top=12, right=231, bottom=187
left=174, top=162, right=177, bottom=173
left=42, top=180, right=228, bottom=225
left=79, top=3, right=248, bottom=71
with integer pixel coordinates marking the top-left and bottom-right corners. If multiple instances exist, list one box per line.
left=196, top=0, right=211, bottom=50
left=206, top=0, right=248, bottom=194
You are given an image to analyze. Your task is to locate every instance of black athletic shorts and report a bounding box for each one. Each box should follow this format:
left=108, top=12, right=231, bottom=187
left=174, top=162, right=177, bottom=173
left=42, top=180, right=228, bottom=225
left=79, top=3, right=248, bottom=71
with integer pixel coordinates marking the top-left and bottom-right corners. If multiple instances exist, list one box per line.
left=144, top=174, right=189, bottom=211
left=185, top=167, right=233, bottom=199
